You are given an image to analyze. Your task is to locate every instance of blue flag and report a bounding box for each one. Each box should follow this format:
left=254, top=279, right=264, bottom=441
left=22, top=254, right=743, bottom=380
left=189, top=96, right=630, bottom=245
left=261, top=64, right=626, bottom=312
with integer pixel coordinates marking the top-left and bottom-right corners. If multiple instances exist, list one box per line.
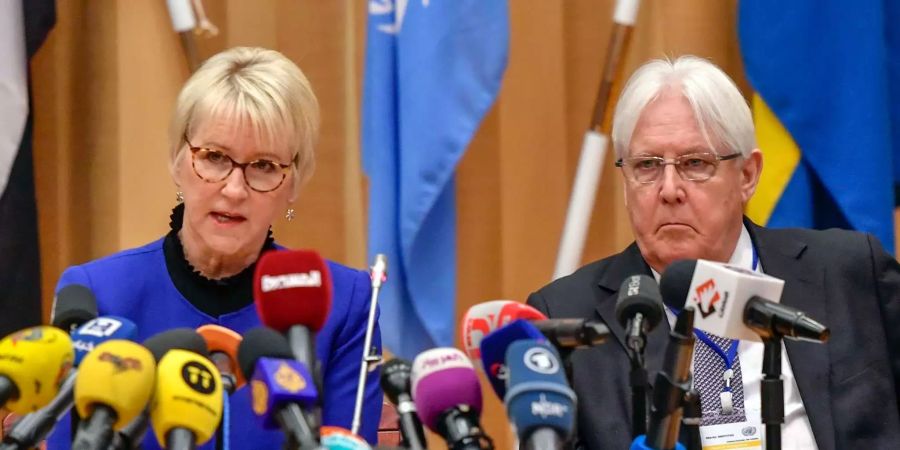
left=362, top=0, right=508, bottom=358
left=740, top=0, right=900, bottom=251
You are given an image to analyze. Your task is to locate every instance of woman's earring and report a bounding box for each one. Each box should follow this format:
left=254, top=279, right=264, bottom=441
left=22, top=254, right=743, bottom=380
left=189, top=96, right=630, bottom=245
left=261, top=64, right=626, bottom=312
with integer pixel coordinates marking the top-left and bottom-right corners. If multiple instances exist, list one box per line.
left=285, top=208, right=296, bottom=221
left=176, top=191, right=184, bottom=203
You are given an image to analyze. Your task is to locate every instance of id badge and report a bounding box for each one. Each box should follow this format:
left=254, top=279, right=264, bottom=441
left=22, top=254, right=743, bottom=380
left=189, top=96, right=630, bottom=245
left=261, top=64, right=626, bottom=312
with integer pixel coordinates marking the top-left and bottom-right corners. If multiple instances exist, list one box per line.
left=699, top=419, right=762, bottom=450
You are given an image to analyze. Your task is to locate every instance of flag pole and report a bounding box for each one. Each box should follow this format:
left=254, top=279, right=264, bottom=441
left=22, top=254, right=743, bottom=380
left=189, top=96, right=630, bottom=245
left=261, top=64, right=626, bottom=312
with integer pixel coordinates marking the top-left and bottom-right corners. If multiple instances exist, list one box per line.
left=552, top=0, right=642, bottom=280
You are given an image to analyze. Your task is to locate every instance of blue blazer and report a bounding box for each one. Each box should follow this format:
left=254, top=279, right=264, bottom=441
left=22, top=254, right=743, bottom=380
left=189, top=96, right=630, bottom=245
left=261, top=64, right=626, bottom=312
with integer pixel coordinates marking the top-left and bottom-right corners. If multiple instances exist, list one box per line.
left=47, top=238, right=382, bottom=449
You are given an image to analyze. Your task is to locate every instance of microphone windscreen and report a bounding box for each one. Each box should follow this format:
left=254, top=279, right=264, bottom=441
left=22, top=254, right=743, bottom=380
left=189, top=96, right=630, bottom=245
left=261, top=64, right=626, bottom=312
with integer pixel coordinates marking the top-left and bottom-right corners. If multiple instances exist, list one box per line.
left=142, top=328, right=208, bottom=362
left=321, top=426, right=372, bottom=450
left=504, top=340, right=576, bottom=440
left=460, top=300, right=547, bottom=369
left=237, top=326, right=294, bottom=380
left=479, top=320, right=545, bottom=398
left=151, top=349, right=223, bottom=445
left=380, top=358, right=412, bottom=405
left=659, top=259, right=698, bottom=310
left=615, top=275, right=665, bottom=329
left=254, top=249, right=333, bottom=333
left=74, top=339, right=156, bottom=429
left=197, top=324, right=245, bottom=388
left=411, top=348, right=481, bottom=432
left=71, top=316, right=138, bottom=366
left=0, top=326, right=74, bottom=414
left=51, top=284, right=98, bottom=331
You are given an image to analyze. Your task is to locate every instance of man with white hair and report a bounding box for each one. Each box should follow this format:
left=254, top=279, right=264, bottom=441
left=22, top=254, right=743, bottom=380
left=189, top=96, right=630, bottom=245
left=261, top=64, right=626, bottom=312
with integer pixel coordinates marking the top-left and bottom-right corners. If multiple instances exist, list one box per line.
left=528, top=56, right=900, bottom=449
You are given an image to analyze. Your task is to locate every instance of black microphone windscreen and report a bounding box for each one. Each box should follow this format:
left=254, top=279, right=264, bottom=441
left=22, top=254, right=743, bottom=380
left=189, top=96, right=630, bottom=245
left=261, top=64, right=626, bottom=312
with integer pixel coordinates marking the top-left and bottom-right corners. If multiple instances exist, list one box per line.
left=237, top=326, right=294, bottom=380
left=615, top=275, right=664, bottom=330
left=143, top=328, right=208, bottom=362
left=380, top=358, right=413, bottom=405
left=51, top=284, right=98, bottom=330
left=659, top=259, right=698, bottom=310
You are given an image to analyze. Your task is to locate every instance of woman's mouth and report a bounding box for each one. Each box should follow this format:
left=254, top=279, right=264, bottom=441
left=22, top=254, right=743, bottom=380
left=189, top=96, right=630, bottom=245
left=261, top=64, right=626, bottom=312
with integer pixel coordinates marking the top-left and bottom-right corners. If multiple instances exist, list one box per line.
left=211, top=211, right=246, bottom=224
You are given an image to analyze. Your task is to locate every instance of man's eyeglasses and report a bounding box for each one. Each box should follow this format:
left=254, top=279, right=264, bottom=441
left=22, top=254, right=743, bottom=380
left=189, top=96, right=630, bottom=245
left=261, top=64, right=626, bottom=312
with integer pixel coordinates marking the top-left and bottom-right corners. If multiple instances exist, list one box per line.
left=184, top=135, right=295, bottom=193
left=615, top=152, right=741, bottom=184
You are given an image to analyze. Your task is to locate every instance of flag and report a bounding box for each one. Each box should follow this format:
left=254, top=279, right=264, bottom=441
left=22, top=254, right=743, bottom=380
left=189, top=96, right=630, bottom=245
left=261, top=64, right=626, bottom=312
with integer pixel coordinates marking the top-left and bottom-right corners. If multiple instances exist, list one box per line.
left=0, top=0, right=55, bottom=336
left=740, top=0, right=899, bottom=251
left=362, top=0, right=509, bottom=358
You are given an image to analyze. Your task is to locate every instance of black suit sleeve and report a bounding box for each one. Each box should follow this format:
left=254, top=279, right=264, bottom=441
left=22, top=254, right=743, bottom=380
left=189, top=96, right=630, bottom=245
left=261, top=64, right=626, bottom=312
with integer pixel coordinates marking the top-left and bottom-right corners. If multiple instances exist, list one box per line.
left=526, top=290, right=551, bottom=317
left=868, top=233, right=900, bottom=409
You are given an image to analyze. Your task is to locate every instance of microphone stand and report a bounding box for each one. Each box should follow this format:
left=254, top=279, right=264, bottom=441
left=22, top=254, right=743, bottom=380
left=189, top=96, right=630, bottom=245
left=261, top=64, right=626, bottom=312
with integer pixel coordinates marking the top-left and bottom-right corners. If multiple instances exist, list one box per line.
left=626, top=312, right=649, bottom=438
left=681, top=389, right=701, bottom=450
left=351, top=254, right=387, bottom=435
left=760, top=338, right=783, bottom=450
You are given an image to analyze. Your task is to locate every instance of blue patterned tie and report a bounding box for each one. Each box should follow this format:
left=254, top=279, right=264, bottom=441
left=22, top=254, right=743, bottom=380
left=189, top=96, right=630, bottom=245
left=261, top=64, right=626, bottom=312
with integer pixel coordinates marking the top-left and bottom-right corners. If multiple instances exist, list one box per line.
left=693, top=334, right=747, bottom=425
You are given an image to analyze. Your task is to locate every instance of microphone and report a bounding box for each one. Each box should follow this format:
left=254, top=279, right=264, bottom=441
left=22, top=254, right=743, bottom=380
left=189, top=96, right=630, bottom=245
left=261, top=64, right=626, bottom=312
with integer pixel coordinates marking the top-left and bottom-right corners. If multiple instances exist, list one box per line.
left=150, top=347, right=222, bottom=450
left=197, top=325, right=245, bottom=393
left=379, top=359, right=427, bottom=450
left=411, top=348, right=493, bottom=450
left=254, top=249, right=331, bottom=384
left=0, top=326, right=73, bottom=414
left=615, top=275, right=664, bottom=437
left=616, top=275, right=664, bottom=356
left=1, top=317, right=138, bottom=450
left=661, top=260, right=829, bottom=342
left=478, top=320, right=545, bottom=398
left=108, top=328, right=211, bottom=450
left=321, top=426, right=372, bottom=450
left=237, top=326, right=320, bottom=449
left=71, top=340, right=156, bottom=449
left=72, top=316, right=140, bottom=366
left=50, top=284, right=98, bottom=333
left=460, top=301, right=547, bottom=368
left=503, top=340, right=576, bottom=450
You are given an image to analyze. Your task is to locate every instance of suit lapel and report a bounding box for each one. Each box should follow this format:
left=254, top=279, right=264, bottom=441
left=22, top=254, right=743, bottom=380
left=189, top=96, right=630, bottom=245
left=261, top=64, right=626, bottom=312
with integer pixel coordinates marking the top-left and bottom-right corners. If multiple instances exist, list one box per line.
left=594, top=243, right=671, bottom=375
left=746, top=221, right=835, bottom=450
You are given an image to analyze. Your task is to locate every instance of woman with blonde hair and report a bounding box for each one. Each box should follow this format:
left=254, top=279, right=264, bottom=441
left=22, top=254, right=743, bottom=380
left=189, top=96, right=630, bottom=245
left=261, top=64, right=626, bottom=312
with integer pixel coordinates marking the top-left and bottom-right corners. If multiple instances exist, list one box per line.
left=48, top=47, right=381, bottom=449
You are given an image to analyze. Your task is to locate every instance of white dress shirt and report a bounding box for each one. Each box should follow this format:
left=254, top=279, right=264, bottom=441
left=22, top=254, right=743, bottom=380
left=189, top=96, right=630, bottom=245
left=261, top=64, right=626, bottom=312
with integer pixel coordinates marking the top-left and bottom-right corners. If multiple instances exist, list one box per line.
left=653, top=225, right=819, bottom=449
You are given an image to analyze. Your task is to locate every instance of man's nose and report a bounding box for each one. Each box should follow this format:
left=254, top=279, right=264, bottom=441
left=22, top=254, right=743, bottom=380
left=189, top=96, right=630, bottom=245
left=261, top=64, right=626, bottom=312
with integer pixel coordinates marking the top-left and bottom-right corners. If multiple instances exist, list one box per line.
left=658, top=164, right=685, bottom=204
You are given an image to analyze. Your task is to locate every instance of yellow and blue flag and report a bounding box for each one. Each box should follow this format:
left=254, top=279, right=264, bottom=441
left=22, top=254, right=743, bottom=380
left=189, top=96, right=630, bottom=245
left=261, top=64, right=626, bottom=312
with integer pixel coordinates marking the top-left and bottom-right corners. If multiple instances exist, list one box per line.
left=740, top=0, right=900, bottom=251
left=362, top=1, right=508, bottom=358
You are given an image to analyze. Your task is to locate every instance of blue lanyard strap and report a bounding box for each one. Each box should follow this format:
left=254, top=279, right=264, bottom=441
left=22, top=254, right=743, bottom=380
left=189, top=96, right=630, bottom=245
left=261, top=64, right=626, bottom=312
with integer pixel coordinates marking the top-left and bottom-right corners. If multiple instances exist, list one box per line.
left=693, top=330, right=738, bottom=368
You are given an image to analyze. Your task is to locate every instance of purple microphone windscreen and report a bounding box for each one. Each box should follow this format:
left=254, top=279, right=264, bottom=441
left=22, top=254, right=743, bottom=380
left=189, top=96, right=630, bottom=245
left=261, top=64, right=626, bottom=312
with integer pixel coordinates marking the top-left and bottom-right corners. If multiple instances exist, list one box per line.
left=410, top=348, right=482, bottom=431
left=479, top=319, right=546, bottom=398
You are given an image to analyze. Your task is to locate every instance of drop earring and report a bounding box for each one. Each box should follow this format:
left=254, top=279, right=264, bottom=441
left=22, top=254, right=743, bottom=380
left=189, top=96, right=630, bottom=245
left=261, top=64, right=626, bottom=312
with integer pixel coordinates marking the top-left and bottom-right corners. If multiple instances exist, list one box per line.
left=176, top=191, right=184, bottom=203
left=285, top=208, right=296, bottom=221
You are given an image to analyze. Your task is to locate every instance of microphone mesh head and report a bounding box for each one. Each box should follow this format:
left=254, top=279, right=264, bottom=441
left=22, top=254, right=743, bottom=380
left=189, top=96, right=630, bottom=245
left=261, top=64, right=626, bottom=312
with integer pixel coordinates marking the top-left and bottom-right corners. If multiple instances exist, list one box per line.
left=380, top=358, right=412, bottom=405
left=659, top=259, right=698, bottom=310
left=51, top=284, right=98, bottom=330
left=143, top=328, right=208, bottom=362
left=615, top=275, right=664, bottom=330
left=254, top=250, right=333, bottom=333
left=237, top=326, right=294, bottom=380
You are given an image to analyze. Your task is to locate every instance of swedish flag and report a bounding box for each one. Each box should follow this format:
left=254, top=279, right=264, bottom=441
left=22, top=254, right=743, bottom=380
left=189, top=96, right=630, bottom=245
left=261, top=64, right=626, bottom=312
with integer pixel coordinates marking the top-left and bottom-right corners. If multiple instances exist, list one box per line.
left=740, top=0, right=900, bottom=251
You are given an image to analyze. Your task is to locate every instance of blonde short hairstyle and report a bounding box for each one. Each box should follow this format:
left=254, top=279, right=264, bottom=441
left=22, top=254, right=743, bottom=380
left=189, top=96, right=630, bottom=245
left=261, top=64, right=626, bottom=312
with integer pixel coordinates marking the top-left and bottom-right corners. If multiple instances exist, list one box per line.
left=169, top=47, right=320, bottom=191
left=612, top=55, right=756, bottom=160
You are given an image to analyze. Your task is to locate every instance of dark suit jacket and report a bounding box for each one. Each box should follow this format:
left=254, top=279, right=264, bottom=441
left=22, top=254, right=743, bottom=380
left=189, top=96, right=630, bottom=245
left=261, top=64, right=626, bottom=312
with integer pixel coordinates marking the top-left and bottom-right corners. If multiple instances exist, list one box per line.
left=527, top=221, right=900, bottom=450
